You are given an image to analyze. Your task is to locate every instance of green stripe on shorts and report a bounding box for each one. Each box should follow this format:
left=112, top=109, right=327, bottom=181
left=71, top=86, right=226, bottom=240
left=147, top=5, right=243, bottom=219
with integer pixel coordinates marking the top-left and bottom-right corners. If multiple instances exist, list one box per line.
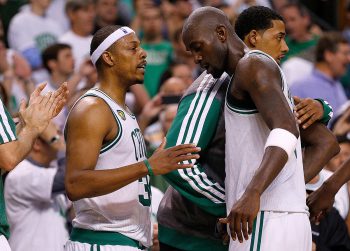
left=70, top=228, right=146, bottom=250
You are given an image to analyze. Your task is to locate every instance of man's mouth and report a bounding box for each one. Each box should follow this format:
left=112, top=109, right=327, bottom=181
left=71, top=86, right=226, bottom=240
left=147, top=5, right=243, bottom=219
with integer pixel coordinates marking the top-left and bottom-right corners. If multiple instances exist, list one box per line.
left=137, top=61, right=147, bottom=70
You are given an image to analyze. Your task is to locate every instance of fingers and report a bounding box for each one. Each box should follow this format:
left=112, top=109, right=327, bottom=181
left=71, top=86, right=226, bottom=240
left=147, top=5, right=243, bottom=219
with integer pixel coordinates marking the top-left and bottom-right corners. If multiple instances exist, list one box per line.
left=241, top=215, right=249, bottom=241
left=248, top=216, right=254, bottom=235
left=47, top=92, right=60, bottom=118
left=173, top=146, right=201, bottom=156
left=30, top=83, right=47, bottom=101
left=293, top=96, right=301, bottom=105
left=301, top=115, right=318, bottom=129
left=169, top=143, right=198, bottom=152
left=234, top=213, right=243, bottom=243
left=296, top=110, right=316, bottom=124
left=174, top=154, right=200, bottom=164
left=41, top=91, right=53, bottom=106
left=219, top=217, right=230, bottom=224
left=19, top=99, right=26, bottom=114
left=294, top=97, right=314, bottom=114
left=155, top=137, right=166, bottom=152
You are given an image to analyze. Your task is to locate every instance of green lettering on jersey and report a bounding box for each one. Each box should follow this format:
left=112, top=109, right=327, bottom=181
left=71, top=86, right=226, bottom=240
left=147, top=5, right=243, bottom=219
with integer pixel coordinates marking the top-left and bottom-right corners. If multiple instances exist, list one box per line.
left=131, top=128, right=147, bottom=161
left=138, top=176, right=151, bottom=206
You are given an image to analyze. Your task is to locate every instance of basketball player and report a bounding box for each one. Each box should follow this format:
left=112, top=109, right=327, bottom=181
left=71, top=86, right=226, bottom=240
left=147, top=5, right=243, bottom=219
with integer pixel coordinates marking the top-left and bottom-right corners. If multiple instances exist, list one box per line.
left=64, top=25, right=200, bottom=251
left=0, top=82, right=68, bottom=251
left=182, top=7, right=336, bottom=251
left=157, top=6, right=337, bottom=251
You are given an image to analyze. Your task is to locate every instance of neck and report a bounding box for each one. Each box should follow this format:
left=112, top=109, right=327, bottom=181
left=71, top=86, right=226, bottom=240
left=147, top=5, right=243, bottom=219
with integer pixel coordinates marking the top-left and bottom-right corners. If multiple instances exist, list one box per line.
left=72, top=26, right=89, bottom=37
left=315, top=62, right=335, bottom=79
left=98, top=73, right=128, bottom=108
left=31, top=4, right=46, bottom=16
left=51, top=72, right=70, bottom=88
left=226, top=37, right=247, bottom=75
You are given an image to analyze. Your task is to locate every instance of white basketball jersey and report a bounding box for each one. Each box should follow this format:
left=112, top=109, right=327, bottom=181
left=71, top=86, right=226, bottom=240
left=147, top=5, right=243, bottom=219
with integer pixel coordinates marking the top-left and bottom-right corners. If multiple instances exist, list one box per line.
left=224, top=50, right=308, bottom=214
left=67, top=88, right=152, bottom=247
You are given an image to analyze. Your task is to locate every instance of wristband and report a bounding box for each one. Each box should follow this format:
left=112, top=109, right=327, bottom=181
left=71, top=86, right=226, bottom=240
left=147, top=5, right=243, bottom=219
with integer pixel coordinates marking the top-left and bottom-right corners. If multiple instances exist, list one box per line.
left=143, top=159, right=154, bottom=177
left=264, top=128, right=298, bottom=159
left=315, top=98, right=333, bottom=125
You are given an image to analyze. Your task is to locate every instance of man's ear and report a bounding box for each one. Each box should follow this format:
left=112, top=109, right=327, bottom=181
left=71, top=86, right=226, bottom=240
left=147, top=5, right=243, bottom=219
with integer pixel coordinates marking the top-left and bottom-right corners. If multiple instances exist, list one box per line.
left=216, top=25, right=227, bottom=42
left=324, top=50, right=334, bottom=64
left=101, top=51, right=115, bottom=67
left=47, top=60, right=57, bottom=72
left=246, top=30, right=260, bottom=48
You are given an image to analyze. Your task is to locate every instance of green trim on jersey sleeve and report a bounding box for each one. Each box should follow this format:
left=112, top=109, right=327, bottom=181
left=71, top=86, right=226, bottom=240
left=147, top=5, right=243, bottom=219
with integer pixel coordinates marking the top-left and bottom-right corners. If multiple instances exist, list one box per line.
left=0, top=99, right=17, bottom=144
left=158, top=225, right=228, bottom=251
left=163, top=93, right=226, bottom=216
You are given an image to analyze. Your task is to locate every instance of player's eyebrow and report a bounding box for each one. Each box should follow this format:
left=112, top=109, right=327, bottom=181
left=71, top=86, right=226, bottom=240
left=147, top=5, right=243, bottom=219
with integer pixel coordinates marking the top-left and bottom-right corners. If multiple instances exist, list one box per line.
left=128, top=40, right=139, bottom=46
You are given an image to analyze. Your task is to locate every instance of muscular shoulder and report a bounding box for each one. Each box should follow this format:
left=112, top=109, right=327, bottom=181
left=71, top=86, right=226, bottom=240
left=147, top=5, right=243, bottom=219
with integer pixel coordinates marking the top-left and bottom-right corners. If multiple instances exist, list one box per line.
left=235, top=53, right=281, bottom=91
left=66, top=96, right=114, bottom=139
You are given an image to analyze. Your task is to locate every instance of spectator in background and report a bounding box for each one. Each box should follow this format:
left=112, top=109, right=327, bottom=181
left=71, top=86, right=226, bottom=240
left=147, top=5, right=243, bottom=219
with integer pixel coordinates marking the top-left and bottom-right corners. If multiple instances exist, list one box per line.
left=279, top=3, right=321, bottom=85
left=140, top=6, right=173, bottom=97
left=308, top=199, right=350, bottom=251
left=60, top=0, right=95, bottom=76
left=42, top=43, right=97, bottom=130
left=171, top=28, right=199, bottom=75
left=161, top=0, right=193, bottom=47
left=291, top=32, right=350, bottom=117
left=171, top=62, right=193, bottom=87
left=93, top=0, right=130, bottom=34
left=5, top=121, right=69, bottom=251
left=47, top=0, right=71, bottom=33
left=280, top=2, right=319, bottom=63
left=7, top=0, right=64, bottom=84
left=0, top=31, right=33, bottom=114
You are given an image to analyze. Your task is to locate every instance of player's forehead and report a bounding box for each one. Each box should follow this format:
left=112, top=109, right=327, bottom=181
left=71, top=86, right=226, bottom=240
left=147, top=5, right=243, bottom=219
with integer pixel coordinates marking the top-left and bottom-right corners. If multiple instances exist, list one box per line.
left=265, top=20, right=286, bottom=35
left=115, top=32, right=140, bottom=48
left=183, top=27, right=208, bottom=48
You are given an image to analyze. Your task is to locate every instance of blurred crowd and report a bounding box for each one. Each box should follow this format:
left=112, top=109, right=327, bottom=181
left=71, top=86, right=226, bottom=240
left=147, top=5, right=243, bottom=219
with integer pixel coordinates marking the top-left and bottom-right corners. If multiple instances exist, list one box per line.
left=2, top=0, right=350, bottom=250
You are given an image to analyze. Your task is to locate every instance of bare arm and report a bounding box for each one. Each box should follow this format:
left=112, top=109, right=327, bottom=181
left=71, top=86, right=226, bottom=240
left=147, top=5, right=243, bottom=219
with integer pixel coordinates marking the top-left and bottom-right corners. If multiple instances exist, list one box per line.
left=307, top=156, right=350, bottom=222
left=301, top=123, right=339, bottom=183
left=237, top=56, right=298, bottom=195
left=221, top=55, right=299, bottom=242
left=65, top=97, right=200, bottom=201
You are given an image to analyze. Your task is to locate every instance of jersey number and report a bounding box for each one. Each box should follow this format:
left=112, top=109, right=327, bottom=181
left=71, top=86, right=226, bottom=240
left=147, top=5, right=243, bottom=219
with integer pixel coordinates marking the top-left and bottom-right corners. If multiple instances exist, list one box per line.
left=138, top=176, right=151, bottom=207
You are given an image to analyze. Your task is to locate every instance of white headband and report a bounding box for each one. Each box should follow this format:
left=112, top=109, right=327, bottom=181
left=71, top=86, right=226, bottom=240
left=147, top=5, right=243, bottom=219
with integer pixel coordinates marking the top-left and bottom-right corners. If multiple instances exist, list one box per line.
left=91, top=26, right=135, bottom=65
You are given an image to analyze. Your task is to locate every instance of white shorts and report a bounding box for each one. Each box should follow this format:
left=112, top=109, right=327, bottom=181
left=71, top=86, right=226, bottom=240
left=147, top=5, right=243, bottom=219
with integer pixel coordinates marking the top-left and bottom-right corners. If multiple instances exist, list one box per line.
left=65, top=240, right=144, bottom=251
left=229, top=211, right=312, bottom=251
left=0, top=235, right=11, bottom=251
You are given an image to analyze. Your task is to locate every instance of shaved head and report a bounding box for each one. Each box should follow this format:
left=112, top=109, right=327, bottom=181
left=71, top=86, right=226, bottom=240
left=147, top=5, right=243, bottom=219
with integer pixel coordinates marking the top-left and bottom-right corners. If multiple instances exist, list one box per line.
left=182, top=6, right=233, bottom=42
left=182, top=6, right=237, bottom=78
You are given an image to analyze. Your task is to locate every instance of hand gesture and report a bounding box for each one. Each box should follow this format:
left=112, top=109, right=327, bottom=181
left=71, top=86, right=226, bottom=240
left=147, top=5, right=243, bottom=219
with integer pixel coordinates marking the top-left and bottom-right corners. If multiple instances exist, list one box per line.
left=293, top=97, right=323, bottom=129
left=19, top=82, right=68, bottom=135
left=148, top=138, right=201, bottom=175
left=307, top=184, right=334, bottom=224
left=219, top=190, right=260, bottom=243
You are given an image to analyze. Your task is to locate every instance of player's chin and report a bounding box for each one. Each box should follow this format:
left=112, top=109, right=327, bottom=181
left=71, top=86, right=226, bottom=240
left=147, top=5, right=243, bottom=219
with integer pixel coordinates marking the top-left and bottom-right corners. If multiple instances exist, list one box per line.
left=135, top=78, right=144, bottom=84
